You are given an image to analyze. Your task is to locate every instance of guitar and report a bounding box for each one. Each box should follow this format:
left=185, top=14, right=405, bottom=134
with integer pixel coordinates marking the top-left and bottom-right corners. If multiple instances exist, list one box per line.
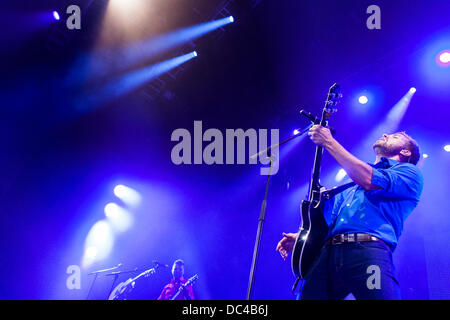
left=170, top=274, right=199, bottom=300
left=291, top=83, right=342, bottom=280
left=108, top=268, right=156, bottom=300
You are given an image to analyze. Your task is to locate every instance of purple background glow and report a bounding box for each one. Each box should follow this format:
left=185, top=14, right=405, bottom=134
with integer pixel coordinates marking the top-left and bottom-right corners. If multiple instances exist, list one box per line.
left=0, top=0, right=449, bottom=300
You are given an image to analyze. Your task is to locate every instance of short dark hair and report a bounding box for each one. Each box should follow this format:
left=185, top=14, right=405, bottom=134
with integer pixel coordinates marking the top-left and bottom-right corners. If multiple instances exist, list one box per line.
left=398, top=132, right=420, bottom=165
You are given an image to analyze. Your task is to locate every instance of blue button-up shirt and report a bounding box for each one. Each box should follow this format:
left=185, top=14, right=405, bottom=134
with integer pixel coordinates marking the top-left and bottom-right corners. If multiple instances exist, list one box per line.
left=324, top=157, right=424, bottom=250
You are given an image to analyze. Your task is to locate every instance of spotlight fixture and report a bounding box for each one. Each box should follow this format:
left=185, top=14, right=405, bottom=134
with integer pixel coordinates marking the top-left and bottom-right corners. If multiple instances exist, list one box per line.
left=358, top=95, right=368, bottom=104
left=53, top=11, right=60, bottom=21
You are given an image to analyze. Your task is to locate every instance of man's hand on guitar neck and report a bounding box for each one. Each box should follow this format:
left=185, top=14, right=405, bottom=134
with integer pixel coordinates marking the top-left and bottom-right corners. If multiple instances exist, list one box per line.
left=308, top=125, right=379, bottom=191
left=308, top=124, right=334, bottom=149
left=276, top=232, right=298, bottom=261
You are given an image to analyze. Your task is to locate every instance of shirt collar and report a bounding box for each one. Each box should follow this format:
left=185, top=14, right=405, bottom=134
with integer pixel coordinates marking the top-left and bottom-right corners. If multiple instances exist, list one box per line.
left=372, top=157, right=399, bottom=169
left=170, top=277, right=186, bottom=284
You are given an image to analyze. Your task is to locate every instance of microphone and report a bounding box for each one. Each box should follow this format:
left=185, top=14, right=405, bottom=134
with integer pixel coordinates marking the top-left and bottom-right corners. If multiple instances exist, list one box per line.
left=300, top=109, right=336, bottom=136
left=300, top=109, right=319, bottom=124
left=153, top=260, right=169, bottom=268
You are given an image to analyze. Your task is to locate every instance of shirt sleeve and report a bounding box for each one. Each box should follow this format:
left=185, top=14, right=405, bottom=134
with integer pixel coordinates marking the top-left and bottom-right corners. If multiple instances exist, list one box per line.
left=157, top=285, right=170, bottom=300
left=370, top=163, right=423, bottom=200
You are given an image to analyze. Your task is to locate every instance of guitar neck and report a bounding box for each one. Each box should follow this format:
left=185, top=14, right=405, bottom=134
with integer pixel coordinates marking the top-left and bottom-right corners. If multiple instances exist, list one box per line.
left=308, top=107, right=329, bottom=201
left=170, top=275, right=197, bottom=300
left=309, top=145, right=324, bottom=201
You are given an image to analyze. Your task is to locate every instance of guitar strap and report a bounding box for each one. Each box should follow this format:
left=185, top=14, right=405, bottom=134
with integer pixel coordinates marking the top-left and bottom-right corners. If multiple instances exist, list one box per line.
left=322, top=181, right=356, bottom=200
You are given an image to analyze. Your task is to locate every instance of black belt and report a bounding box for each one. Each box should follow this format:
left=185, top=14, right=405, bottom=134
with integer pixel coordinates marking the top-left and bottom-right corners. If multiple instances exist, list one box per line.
left=326, top=233, right=388, bottom=247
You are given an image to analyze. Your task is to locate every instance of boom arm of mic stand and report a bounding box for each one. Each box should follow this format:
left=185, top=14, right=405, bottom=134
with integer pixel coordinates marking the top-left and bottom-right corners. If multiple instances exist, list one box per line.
left=249, top=124, right=313, bottom=161
left=300, top=109, right=336, bottom=135
left=88, top=263, right=122, bottom=275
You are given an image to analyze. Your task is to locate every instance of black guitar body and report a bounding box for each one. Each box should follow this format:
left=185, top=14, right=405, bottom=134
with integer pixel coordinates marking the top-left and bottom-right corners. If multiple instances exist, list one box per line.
left=290, top=83, right=341, bottom=280
left=291, top=199, right=329, bottom=279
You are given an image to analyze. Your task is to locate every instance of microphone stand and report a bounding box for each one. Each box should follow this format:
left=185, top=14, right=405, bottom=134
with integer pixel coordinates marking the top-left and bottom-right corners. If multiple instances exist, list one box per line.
left=246, top=123, right=312, bottom=300
left=86, top=264, right=122, bottom=300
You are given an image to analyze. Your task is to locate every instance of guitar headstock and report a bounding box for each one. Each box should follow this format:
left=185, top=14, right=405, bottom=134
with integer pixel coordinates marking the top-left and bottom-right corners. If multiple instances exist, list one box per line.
left=144, top=268, right=156, bottom=277
left=186, top=274, right=199, bottom=286
left=324, top=83, right=342, bottom=117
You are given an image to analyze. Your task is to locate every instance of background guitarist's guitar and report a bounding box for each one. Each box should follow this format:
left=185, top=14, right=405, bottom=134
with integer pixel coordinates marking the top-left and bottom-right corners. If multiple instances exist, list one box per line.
left=108, top=267, right=156, bottom=300
left=170, top=274, right=198, bottom=300
left=291, top=83, right=342, bottom=280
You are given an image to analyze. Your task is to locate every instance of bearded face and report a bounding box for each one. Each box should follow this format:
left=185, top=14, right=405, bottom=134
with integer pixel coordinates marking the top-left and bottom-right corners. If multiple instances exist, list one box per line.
left=373, top=133, right=410, bottom=158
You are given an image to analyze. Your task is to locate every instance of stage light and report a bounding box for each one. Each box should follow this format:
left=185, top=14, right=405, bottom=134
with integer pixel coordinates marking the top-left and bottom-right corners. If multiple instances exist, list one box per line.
left=79, top=15, right=234, bottom=84
left=104, top=202, right=133, bottom=232
left=82, top=220, right=114, bottom=268
left=358, top=95, right=368, bottom=104
left=83, top=51, right=198, bottom=109
left=229, top=16, right=235, bottom=23
left=335, top=168, right=347, bottom=182
left=113, top=185, right=142, bottom=207
left=115, top=16, right=233, bottom=69
left=352, top=88, right=416, bottom=161
left=104, top=202, right=120, bottom=217
left=293, top=129, right=300, bottom=135
left=84, top=246, right=98, bottom=260
left=423, top=153, right=429, bottom=159
left=444, top=145, right=450, bottom=152
left=53, top=11, right=60, bottom=21
left=409, top=87, right=417, bottom=93
left=438, top=51, right=450, bottom=64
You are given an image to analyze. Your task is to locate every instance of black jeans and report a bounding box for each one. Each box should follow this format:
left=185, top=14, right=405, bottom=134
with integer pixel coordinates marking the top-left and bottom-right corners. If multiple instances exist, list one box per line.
left=298, top=241, right=401, bottom=300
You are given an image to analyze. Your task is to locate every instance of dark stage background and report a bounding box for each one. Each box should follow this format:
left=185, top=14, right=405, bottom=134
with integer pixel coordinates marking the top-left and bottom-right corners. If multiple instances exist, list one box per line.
left=0, top=0, right=449, bottom=300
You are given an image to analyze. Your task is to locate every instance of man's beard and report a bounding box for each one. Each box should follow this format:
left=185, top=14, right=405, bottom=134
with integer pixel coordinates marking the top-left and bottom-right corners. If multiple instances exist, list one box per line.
left=373, top=141, right=403, bottom=158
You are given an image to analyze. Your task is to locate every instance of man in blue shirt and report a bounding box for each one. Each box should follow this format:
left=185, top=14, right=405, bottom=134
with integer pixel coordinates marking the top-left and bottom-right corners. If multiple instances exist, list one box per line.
left=276, top=127, right=423, bottom=299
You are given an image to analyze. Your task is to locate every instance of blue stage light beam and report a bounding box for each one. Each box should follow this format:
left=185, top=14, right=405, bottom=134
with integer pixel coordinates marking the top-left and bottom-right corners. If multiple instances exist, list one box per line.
left=119, top=16, right=234, bottom=69
left=81, top=220, right=114, bottom=268
left=68, top=17, right=234, bottom=83
left=352, top=87, right=417, bottom=161
left=104, top=202, right=134, bottom=233
left=335, top=168, right=347, bottom=182
left=78, top=51, right=198, bottom=111
left=415, top=32, right=450, bottom=96
left=114, top=184, right=142, bottom=208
